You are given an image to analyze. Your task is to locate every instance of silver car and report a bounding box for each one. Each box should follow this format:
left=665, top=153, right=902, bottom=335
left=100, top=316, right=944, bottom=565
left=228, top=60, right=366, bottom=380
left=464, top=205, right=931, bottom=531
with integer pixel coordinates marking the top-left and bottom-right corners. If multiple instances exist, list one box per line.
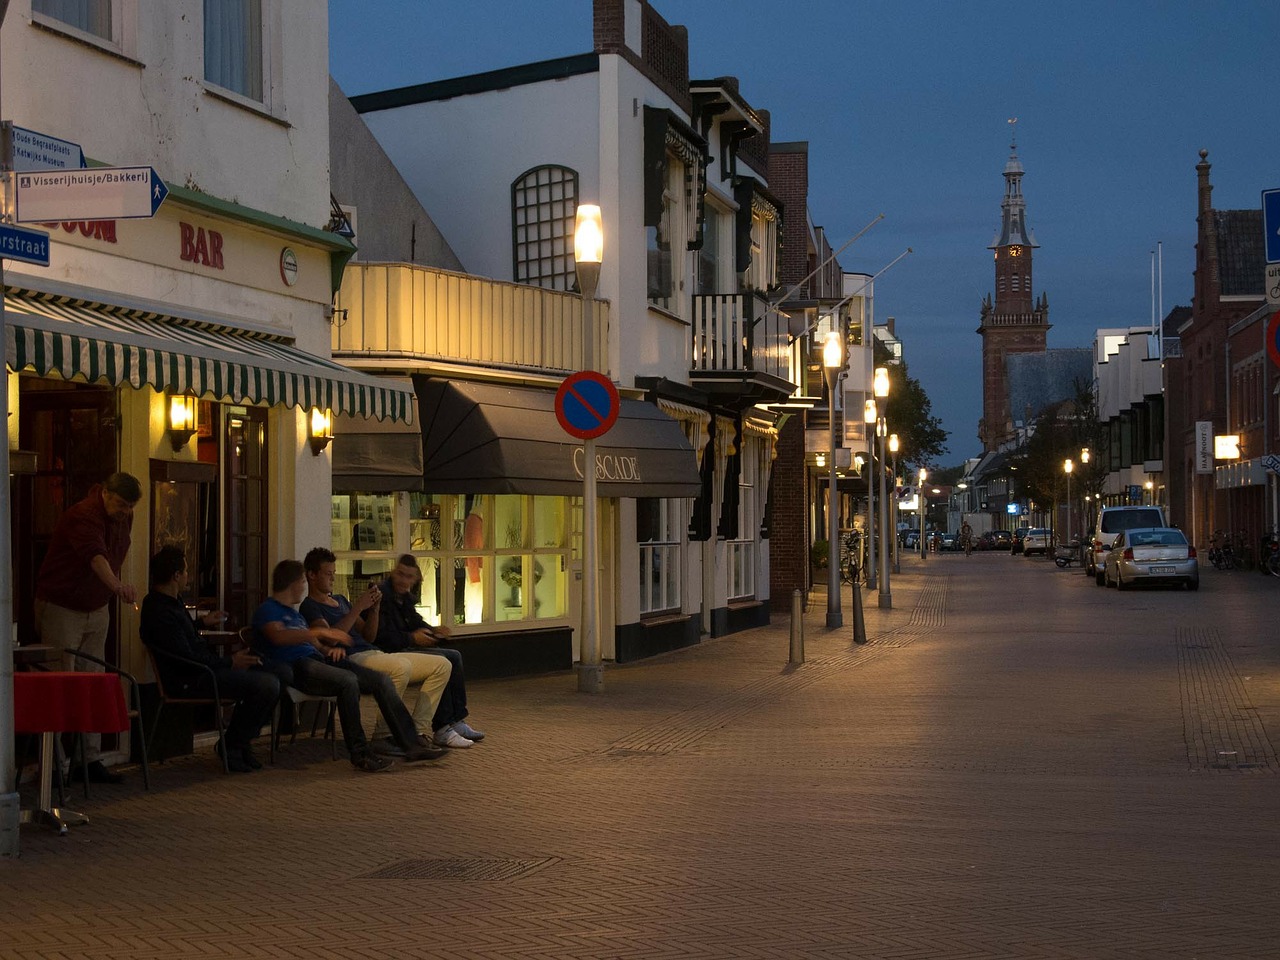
left=1022, top=528, right=1051, bottom=556
left=1103, top=527, right=1198, bottom=591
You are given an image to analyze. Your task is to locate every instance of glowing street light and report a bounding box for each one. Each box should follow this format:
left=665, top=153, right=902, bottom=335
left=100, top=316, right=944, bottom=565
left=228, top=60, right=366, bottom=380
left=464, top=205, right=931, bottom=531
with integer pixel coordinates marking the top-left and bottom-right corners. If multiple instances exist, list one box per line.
left=574, top=204, right=604, bottom=693
left=823, top=332, right=844, bottom=629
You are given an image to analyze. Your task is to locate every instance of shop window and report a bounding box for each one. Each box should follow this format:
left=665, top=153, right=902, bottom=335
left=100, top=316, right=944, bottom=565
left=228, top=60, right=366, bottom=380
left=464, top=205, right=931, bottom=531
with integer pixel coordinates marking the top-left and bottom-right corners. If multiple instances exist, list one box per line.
left=511, top=165, right=578, bottom=291
left=33, top=0, right=112, bottom=40
left=696, top=206, right=723, bottom=296
left=204, top=0, right=263, bottom=101
left=637, top=498, right=682, bottom=615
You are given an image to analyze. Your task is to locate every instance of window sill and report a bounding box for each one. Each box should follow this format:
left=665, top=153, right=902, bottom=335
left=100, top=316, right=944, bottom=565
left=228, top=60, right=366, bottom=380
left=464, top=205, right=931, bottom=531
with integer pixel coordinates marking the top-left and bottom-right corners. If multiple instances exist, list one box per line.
left=31, top=15, right=143, bottom=69
left=639, top=610, right=688, bottom=625
left=647, top=303, right=689, bottom=327
left=202, top=83, right=290, bottom=128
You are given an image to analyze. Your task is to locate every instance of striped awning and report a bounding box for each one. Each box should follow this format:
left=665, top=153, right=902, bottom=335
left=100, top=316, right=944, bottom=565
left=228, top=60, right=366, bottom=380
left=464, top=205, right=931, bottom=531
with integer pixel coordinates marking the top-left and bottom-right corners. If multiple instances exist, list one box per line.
left=3, top=288, right=412, bottom=421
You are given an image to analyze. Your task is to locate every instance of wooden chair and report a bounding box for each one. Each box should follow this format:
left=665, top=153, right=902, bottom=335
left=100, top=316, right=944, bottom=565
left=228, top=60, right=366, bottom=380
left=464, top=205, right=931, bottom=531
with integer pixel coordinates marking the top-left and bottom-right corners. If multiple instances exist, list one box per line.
left=67, top=649, right=152, bottom=792
left=237, top=627, right=338, bottom=760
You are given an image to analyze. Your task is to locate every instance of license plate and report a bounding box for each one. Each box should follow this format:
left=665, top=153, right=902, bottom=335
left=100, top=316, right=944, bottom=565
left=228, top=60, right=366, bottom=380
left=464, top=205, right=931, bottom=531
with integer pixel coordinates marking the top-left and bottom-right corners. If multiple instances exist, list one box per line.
left=1150, top=566, right=1175, bottom=574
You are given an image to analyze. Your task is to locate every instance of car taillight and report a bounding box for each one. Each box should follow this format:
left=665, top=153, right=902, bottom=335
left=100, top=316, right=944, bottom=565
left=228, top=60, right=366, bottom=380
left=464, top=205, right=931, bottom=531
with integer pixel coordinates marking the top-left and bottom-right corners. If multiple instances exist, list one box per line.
left=1122, top=548, right=1134, bottom=560
left=1188, top=546, right=1197, bottom=559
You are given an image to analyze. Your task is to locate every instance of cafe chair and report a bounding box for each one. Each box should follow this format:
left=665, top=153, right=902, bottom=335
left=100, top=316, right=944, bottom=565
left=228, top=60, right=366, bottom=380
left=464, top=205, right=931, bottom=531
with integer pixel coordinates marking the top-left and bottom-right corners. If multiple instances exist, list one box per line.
left=67, top=649, right=152, bottom=792
left=236, top=627, right=338, bottom=761
left=145, top=645, right=273, bottom=773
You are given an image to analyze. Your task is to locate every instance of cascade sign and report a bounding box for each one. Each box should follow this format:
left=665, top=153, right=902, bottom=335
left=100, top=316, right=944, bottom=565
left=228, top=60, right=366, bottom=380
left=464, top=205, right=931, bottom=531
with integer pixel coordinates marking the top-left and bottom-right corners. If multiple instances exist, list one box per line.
left=14, top=166, right=168, bottom=223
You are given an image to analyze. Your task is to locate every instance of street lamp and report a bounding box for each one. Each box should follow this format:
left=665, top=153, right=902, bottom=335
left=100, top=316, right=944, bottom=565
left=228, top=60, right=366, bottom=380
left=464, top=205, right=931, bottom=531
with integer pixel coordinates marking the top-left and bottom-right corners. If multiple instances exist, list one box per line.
left=1064, top=458, right=1074, bottom=546
left=873, top=368, right=891, bottom=608
left=823, top=332, right=843, bottom=629
left=889, top=433, right=900, bottom=574
left=1145, top=479, right=1154, bottom=505
left=574, top=204, right=604, bottom=693
left=864, top=398, right=878, bottom=590
left=918, top=467, right=928, bottom=560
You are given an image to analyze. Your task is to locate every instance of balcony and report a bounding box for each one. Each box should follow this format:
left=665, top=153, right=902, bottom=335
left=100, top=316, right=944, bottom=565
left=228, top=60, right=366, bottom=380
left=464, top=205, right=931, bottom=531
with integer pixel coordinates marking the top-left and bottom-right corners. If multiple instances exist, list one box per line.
left=333, top=262, right=609, bottom=376
left=690, top=292, right=798, bottom=407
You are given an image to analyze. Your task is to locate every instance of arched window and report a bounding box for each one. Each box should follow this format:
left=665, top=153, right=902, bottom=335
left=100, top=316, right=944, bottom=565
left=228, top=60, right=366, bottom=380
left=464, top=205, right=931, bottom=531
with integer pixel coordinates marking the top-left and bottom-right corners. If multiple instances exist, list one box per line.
left=511, top=165, right=579, bottom=291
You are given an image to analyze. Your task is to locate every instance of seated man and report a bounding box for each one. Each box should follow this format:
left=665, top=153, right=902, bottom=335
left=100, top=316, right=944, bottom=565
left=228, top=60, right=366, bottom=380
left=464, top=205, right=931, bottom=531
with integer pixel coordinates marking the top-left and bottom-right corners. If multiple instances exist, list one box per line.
left=300, top=547, right=450, bottom=758
left=377, top=554, right=485, bottom=749
left=252, top=560, right=442, bottom=772
left=140, top=546, right=286, bottom=773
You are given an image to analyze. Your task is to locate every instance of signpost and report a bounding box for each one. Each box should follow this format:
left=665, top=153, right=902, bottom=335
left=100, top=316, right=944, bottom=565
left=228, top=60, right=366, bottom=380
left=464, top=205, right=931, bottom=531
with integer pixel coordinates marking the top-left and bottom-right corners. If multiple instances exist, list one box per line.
left=0, top=222, right=49, bottom=266
left=15, top=165, right=168, bottom=222
left=555, top=370, right=620, bottom=441
left=7, top=124, right=84, bottom=171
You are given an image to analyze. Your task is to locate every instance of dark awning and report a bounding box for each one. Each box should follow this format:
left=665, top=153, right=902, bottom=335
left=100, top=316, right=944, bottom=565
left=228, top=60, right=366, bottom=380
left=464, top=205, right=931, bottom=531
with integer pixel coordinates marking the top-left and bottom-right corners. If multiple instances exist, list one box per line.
left=413, top=376, right=701, bottom=498
left=332, top=406, right=423, bottom=493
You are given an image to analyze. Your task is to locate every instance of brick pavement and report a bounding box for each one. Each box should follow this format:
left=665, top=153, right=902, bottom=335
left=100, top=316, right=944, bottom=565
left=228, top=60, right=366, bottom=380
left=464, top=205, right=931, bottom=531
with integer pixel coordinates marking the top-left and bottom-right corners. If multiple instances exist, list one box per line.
left=4, top=554, right=1279, bottom=959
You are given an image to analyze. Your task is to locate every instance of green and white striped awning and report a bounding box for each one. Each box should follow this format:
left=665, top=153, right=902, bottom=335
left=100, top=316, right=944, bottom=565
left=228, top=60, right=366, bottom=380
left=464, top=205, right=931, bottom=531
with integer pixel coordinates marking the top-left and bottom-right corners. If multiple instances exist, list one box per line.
left=3, top=288, right=412, bottom=421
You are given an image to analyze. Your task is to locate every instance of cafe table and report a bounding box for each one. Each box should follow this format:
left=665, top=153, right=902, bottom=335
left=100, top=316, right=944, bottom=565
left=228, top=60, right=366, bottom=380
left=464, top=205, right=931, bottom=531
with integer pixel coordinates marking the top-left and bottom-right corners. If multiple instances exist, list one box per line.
left=13, top=671, right=129, bottom=834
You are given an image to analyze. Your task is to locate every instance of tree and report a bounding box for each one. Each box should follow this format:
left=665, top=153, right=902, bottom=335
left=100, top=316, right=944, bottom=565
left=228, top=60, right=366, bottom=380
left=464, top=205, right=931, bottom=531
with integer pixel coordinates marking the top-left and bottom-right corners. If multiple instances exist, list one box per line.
left=1012, top=378, right=1108, bottom=524
left=875, top=340, right=949, bottom=472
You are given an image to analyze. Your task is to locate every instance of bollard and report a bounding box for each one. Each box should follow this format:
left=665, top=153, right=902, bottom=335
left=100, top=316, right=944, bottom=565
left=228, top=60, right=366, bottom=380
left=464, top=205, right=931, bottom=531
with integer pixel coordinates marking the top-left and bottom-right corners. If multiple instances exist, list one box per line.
left=789, top=589, right=804, bottom=665
left=850, top=560, right=867, bottom=644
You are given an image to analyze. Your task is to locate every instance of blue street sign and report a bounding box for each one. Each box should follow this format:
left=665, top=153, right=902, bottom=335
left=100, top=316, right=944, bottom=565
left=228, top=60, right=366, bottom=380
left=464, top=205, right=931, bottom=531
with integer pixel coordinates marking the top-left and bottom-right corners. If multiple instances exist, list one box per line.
left=0, top=223, right=50, bottom=266
left=555, top=370, right=620, bottom=440
left=9, top=124, right=85, bottom=171
left=1264, top=189, right=1280, bottom=264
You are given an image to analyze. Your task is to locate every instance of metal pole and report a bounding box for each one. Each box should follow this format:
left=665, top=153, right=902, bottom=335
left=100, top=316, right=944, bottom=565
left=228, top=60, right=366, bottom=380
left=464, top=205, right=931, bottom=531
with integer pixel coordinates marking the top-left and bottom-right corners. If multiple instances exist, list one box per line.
left=891, top=455, right=900, bottom=575
left=919, top=492, right=927, bottom=561
left=575, top=253, right=602, bottom=693
left=865, top=427, right=877, bottom=590
left=877, top=424, right=891, bottom=609
left=825, top=366, right=841, bottom=628
left=789, top=589, right=804, bottom=664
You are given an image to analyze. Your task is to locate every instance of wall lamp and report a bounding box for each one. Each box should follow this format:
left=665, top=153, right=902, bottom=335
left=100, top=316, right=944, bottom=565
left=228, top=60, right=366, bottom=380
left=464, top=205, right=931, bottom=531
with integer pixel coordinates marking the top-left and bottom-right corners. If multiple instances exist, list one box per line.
left=167, top=393, right=197, bottom=452
left=308, top=408, right=334, bottom=456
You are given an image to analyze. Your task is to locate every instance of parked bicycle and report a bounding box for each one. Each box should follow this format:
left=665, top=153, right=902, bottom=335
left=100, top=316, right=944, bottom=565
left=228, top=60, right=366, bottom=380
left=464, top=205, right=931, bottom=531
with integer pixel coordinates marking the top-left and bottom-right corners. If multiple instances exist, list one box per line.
left=1208, top=530, right=1236, bottom=570
left=1260, top=534, right=1280, bottom=578
left=839, top=531, right=864, bottom=585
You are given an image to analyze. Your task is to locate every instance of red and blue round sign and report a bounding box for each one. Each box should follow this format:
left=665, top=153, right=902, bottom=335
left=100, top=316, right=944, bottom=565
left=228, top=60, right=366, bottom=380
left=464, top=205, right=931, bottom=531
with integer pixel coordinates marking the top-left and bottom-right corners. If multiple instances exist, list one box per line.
left=555, top=370, right=620, bottom=440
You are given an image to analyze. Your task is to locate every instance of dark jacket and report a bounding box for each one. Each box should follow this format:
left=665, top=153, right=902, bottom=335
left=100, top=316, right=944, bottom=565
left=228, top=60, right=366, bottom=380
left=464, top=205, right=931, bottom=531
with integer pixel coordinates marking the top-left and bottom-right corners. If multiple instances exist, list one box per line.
left=140, top=590, right=229, bottom=692
left=375, top=580, right=427, bottom=654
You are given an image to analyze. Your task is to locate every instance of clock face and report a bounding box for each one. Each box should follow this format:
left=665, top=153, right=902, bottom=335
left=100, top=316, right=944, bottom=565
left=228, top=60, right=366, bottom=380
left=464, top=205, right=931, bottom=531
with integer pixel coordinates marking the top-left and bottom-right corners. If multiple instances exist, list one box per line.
left=1008, top=245, right=1022, bottom=257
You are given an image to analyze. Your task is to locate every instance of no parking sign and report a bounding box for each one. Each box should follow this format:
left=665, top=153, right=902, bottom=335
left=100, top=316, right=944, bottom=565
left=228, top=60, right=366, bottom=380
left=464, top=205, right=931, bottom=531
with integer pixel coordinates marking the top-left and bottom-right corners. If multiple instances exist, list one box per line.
left=555, top=370, right=620, bottom=440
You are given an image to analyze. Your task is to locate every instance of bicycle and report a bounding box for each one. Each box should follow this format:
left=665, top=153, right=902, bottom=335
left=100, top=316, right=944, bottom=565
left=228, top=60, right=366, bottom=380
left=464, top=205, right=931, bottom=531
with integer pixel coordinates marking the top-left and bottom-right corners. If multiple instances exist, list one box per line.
left=1208, top=530, right=1236, bottom=570
left=839, top=531, right=863, bottom=585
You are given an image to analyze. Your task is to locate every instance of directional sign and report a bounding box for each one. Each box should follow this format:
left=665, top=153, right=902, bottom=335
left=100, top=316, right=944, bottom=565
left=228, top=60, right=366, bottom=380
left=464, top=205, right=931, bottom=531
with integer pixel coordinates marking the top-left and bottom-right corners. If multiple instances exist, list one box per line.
left=1265, top=189, right=1280, bottom=264
left=14, top=166, right=168, bottom=223
left=0, top=223, right=50, bottom=266
left=8, top=124, right=85, bottom=171
left=555, top=370, right=620, bottom=440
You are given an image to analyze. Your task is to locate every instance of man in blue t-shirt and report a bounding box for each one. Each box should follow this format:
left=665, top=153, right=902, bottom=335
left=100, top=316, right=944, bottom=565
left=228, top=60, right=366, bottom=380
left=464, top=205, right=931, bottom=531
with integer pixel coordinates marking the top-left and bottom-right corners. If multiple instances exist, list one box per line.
left=251, top=560, right=442, bottom=772
left=300, top=547, right=449, bottom=758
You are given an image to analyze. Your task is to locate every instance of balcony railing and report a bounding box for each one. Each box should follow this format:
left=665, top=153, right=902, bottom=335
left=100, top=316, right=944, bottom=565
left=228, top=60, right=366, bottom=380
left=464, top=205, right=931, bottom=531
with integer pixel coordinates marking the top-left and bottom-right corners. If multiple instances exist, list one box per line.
left=691, top=292, right=793, bottom=386
left=333, top=262, right=609, bottom=376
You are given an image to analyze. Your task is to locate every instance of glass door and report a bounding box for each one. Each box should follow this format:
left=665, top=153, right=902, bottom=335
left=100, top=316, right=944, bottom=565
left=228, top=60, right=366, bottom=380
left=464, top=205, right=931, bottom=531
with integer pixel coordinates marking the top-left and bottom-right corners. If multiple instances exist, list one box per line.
left=224, top=407, right=267, bottom=629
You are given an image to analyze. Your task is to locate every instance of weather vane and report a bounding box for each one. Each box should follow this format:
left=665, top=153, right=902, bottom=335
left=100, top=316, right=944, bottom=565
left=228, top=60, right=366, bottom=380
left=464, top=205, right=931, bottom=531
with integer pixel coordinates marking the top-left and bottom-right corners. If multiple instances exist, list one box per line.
left=1008, top=116, right=1018, bottom=151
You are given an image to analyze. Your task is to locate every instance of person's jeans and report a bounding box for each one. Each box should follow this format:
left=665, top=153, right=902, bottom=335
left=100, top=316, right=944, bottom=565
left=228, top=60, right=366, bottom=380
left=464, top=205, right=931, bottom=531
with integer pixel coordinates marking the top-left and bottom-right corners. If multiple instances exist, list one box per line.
left=349, top=649, right=451, bottom=738
left=334, top=655, right=424, bottom=750
left=415, top=647, right=468, bottom=731
left=192, top=665, right=285, bottom=750
left=284, top=656, right=370, bottom=758
left=37, top=600, right=110, bottom=761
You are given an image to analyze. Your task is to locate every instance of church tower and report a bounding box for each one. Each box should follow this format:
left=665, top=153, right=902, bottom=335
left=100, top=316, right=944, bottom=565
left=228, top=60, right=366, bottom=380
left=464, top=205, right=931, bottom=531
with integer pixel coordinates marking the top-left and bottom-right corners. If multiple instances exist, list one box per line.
left=977, top=123, right=1050, bottom=451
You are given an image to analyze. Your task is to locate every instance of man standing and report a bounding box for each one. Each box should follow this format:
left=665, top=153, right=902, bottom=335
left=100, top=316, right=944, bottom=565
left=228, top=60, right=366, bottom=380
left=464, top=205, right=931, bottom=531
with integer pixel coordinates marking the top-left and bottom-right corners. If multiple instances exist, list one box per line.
left=377, top=554, right=486, bottom=749
left=300, top=547, right=449, bottom=758
left=140, top=547, right=286, bottom=773
left=252, top=560, right=441, bottom=772
left=35, top=471, right=142, bottom=784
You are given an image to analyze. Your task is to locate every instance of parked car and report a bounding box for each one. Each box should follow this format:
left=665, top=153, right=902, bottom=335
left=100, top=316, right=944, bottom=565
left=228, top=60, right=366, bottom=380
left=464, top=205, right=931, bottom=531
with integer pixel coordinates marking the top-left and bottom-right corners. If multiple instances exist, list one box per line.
left=904, top=530, right=920, bottom=549
left=1103, top=527, right=1198, bottom=590
left=1011, top=526, right=1030, bottom=555
left=1089, top=505, right=1167, bottom=583
left=1022, top=528, right=1051, bottom=556
left=940, top=531, right=957, bottom=551
left=976, top=531, right=997, bottom=550
left=990, top=529, right=1013, bottom=550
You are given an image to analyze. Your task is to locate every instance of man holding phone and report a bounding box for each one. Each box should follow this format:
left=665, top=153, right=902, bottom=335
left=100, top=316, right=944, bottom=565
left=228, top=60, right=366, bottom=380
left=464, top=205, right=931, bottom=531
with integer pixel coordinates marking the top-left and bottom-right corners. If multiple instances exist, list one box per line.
left=140, top=546, right=287, bottom=773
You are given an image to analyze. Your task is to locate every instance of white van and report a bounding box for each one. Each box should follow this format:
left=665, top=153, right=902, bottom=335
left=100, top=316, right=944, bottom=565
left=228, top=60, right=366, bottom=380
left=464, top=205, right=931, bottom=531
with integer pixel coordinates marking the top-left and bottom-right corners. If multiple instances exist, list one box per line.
left=1089, top=505, right=1167, bottom=583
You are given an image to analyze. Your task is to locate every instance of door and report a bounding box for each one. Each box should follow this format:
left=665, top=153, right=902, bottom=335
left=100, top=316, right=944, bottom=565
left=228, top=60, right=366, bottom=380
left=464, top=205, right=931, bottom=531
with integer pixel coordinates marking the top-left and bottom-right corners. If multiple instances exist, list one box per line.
left=224, top=407, right=268, bottom=629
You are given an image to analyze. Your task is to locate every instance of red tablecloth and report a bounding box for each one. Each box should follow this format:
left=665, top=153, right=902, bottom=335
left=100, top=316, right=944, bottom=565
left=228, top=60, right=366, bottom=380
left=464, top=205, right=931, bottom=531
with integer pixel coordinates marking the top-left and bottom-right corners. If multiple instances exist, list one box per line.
left=13, top=671, right=129, bottom=734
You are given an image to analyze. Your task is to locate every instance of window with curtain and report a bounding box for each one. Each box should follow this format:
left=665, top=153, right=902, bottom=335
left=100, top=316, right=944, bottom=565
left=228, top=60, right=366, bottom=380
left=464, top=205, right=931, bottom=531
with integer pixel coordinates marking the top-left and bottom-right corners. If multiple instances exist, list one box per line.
left=33, top=0, right=112, bottom=40
left=511, top=166, right=578, bottom=291
left=637, top=498, right=682, bottom=615
left=204, top=0, right=263, bottom=101
left=727, top=440, right=757, bottom=600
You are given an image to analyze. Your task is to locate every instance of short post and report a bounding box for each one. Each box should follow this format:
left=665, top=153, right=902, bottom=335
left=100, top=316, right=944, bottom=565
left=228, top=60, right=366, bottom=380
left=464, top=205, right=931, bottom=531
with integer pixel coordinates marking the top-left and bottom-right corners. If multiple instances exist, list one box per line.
left=850, top=559, right=867, bottom=644
left=789, top=589, right=804, bottom=665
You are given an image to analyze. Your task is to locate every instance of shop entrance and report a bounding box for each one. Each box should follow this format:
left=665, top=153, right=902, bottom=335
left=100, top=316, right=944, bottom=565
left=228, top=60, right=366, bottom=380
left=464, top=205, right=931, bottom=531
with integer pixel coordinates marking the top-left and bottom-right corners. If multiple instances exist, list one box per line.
left=14, top=379, right=119, bottom=647
left=224, top=406, right=268, bottom=628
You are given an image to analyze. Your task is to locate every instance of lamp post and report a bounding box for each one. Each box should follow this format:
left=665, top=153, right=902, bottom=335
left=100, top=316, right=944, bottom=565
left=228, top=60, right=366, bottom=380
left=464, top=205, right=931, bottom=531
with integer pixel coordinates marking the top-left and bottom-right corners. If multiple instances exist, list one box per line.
left=876, top=418, right=891, bottom=608
left=889, top=433, right=900, bottom=574
left=918, top=467, right=928, bottom=560
left=574, top=204, right=604, bottom=693
left=823, top=333, right=843, bottom=629
left=863, top=398, right=878, bottom=590
left=1145, top=479, right=1154, bottom=505
left=1064, top=458, right=1074, bottom=546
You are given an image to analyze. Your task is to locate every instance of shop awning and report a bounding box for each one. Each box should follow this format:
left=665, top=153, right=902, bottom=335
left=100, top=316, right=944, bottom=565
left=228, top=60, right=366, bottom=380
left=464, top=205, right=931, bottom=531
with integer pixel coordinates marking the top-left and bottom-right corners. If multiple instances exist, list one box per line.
left=413, top=376, right=701, bottom=498
left=3, top=288, right=412, bottom=420
left=333, top=404, right=423, bottom=493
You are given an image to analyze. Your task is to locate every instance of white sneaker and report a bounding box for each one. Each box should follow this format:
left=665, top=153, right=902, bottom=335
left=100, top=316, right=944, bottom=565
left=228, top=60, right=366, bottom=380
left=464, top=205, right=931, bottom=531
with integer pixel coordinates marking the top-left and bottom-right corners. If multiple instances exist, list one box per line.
left=434, top=727, right=473, bottom=749
left=451, top=720, right=485, bottom=742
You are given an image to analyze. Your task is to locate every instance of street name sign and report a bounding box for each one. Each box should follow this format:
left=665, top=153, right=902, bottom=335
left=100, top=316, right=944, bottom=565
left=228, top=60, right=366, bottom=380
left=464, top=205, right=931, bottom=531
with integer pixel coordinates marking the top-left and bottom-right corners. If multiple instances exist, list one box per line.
left=1265, top=189, right=1280, bottom=264
left=8, top=124, right=85, bottom=171
left=1263, top=454, right=1280, bottom=475
left=14, top=166, right=168, bottom=223
left=555, top=370, right=620, bottom=440
left=0, top=223, right=50, bottom=266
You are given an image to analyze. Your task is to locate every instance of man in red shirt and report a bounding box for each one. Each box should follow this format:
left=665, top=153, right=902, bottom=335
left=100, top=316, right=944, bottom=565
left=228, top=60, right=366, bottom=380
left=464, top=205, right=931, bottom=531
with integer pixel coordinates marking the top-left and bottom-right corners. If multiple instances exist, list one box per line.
left=35, top=471, right=142, bottom=784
